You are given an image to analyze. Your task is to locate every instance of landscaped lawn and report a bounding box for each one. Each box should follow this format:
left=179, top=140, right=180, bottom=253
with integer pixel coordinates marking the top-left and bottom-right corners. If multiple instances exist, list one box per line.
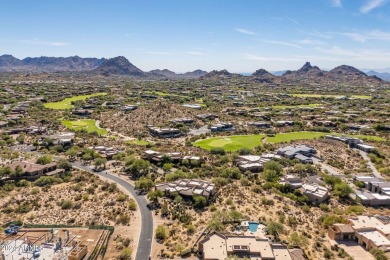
left=127, top=139, right=151, bottom=146
left=290, top=94, right=344, bottom=98
left=290, top=94, right=371, bottom=99
left=266, top=132, right=328, bottom=143
left=193, top=134, right=266, bottom=151
left=44, top=93, right=107, bottom=109
left=193, top=131, right=385, bottom=152
left=271, top=104, right=321, bottom=109
left=62, top=119, right=108, bottom=135
left=350, top=95, right=372, bottom=99
left=337, top=134, right=386, bottom=142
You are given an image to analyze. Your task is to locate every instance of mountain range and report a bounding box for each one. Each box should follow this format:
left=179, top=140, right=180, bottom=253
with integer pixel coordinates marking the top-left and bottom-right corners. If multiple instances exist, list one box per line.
left=201, top=61, right=384, bottom=85
left=0, top=54, right=388, bottom=83
left=0, top=54, right=106, bottom=72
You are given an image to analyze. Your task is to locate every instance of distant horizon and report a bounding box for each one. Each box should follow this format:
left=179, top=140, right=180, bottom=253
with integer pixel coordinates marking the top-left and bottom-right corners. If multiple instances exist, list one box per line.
left=2, top=53, right=390, bottom=74
left=1, top=0, right=390, bottom=72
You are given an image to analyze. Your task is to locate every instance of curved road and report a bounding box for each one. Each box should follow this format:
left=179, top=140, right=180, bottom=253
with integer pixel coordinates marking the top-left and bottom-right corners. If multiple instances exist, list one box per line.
left=72, top=162, right=152, bottom=260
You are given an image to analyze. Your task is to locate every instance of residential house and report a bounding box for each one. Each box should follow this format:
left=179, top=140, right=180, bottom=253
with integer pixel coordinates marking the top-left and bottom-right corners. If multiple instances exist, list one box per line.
left=235, top=154, right=281, bottom=173
left=276, top=145, right=316, bottom=164
left=8, top=160, right=63, bottom=179
left=349, top=125, right=371, bottom=131
left=89, top=146, right=122, bottom=159
left=274, top=120, right=294, bottom=127
left=148, top=126, right=181, bottom=138
left=72, top=109, right=93, bottom=116
left=155, top=179, right=216, bottom=201
left=182, top=104, right=202, bottom=109
left=328, top=215, right=390, bottom=253
left=121, top=105, right=138, bottom=112
left=279, top=175, right=303, bottom=189
left=301, top=183, right=329, bottom=203
left=199, top=232, right=293, bottom=260
left=45, top=132, right=75, bottom=146
left=354, top=176, right=390, bottom=206
left=196, top=113, right=218, bottom=121
left=211, top=122, right=235, bottom=132
left=248, top=121, right=271, bottom=128
left=169, top=118, right=194, bottom=125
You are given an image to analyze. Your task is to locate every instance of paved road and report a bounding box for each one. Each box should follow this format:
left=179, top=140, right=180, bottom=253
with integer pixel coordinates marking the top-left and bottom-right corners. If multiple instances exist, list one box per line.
left=357, top=149, right=382, bottom=178
left=72, top=162, right=153, bottom=260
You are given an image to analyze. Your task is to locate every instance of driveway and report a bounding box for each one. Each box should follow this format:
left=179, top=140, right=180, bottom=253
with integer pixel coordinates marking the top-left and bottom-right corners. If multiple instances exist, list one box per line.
left=357, top=149, right=382, bottom=178
left=337, top=241, right=375, bottom=260
left=72, top=162, right=153, bottom=260
left=189, top=125, right=210, bottom=136
left=312, top=157, right=344, bottom=177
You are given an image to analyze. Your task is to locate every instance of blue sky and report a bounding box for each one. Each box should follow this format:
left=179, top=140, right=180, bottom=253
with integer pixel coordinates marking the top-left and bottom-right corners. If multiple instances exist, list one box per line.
left=1, top=0, right=390, bottom=72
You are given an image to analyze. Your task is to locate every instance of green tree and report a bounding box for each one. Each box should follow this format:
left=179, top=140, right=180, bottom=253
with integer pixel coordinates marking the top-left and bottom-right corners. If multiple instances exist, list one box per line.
left=267, top=221, right=284, bottom=238
left=264, top=160, right=283, bottom=175
left=334, top=182, right=353, bottom=197
left=193, top=195, right=207, bottom=209
left=370, top=248, right=388, bottom=260
left=58, top=159, right=72, bottom=171
left=135, top=177, right=154, bottom=192
left=155, top=225, right=168, bottom=240
left=147, top=189, right=164, bottom=203
left=94, top=157, right=107, bottom=170
left=126, top=159, right=150, bottom=179
left=118, top=247, right=132, bottom=260
left=262, top=169, right=279, bottom=182
left=37, top=155, right=53, bottom=165
left=65, top=147, right=79, bottom=161
left=289, top=232, right=309, bottom=248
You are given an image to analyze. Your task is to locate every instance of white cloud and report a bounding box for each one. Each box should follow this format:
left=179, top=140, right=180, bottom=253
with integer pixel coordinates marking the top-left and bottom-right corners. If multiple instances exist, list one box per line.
left=145, top=51, right=172, bottom=55
left=286, top=17, right=299, bottom=25
left=360, top=0, right=387, bottom=13
left=295, top=39, right=326, bottom=45
left=235, top=28, right=256, bottom=35
left=262, top=40, right=302, bottom=49
left=15, top=39, right=68, bottom=46
left=341, top=30, right=390, bottom=42
left=331, top=0, right=342, bottom=7
left=316, top=46, right=390, bottom=62
left=245, top=53, right=300, bottom=62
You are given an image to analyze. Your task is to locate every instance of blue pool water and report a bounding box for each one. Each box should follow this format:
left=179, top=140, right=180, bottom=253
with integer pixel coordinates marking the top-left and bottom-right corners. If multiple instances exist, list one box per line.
left=248, top=222, right=259, bottom=232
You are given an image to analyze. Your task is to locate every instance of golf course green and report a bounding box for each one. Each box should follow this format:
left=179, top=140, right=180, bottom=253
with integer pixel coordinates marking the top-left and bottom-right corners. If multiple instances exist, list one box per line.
left=194, top=131, right=385, bottom=151
left=44, top=93, right=107, bottom=109
left=62, top=119, right=108, bottom=135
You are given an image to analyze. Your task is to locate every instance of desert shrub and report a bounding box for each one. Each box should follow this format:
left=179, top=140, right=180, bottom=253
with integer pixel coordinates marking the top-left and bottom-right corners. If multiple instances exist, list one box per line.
left=16, top=202, right=32, bottom=213
left=193, top=196, right=207, bottom=209
left=345, top=205, right=365, bottom=215
left=210, top=147, right=226, bottom=155
left=320, top=204, right=330, bottom=212
left=61, top=200, right=74, bottom=209
left=117, top=194, right=128, bottom=202
left=118, top=247, right=132, bottom=260
left=117, top=214, right=130, bottom=225
left=34, top=176, right=63, bottom=187
left=128, top=199, right=137, bottom=211
left=155, top=225, right=168, bottom=240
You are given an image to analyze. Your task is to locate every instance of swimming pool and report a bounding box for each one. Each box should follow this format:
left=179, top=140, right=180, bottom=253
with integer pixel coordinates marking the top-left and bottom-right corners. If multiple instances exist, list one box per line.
left=248, top=222, right=259, bottom=232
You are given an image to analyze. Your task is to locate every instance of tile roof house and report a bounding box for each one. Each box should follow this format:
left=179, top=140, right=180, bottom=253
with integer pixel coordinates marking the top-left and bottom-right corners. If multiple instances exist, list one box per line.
left=8, top=160, right=63, bottom=179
